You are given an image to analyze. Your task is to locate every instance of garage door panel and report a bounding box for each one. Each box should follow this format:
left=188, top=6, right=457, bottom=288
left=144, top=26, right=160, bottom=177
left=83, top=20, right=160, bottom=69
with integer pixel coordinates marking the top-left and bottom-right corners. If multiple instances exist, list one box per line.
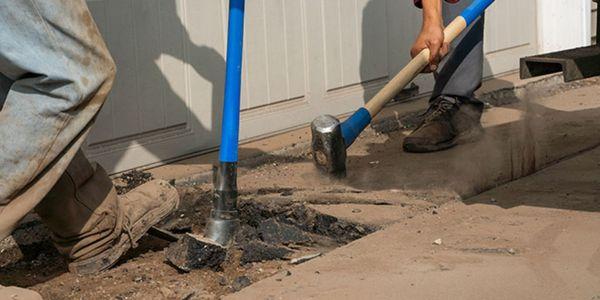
left=158, top=0, right=190, bottom=128
left=133, top=0, right=165, bottom=132
left=264, top=0, right=289, bottom=103
left=87, top=0, right=141, bottom=144
left=241, top=0, right=308, bottom=109
left=87, top=0, right=195, bottom=145
left=322, top=0, right=389, bottom=91
left=244, top=0, right=270, bottom=108
left=483, top=0, right=537, bottom=75
left=103, top=0, right=140, bottom=140
left=484, top=0, right=535, bottom=53
left=323, top=0, right=344, bottom=90
left=358, top=0, right=389, bottom=84
left=183, top=0, right=226, bottom=145
left=340, top=0, right=360, bottom=86
left=303, top=0, right=327, bottom=101
left=283, top=0, right=307, bottom=99
left=385, top=0, right=421, bottom=76
left=86, top=0, right=114, bottom=145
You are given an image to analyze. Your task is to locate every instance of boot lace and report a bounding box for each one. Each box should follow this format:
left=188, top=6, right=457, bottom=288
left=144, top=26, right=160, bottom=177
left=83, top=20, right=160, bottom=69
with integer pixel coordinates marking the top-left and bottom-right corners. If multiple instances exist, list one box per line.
left=422, top=97, right=459, bottom=123
left=123, top=222, right=139, bottom=249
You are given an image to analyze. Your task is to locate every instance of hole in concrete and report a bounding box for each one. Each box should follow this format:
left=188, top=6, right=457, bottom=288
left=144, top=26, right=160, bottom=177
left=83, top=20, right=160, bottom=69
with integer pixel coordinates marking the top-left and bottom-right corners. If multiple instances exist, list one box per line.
left=2, top=186, right=378, bottom=299
left=160, top=188, right=377, bottom=273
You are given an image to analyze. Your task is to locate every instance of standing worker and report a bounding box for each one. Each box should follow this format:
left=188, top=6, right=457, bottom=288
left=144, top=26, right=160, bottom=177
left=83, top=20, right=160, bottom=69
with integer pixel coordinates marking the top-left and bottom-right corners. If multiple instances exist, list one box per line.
left=403, top=0, right=486, bottom=153
left=0, top=1, right=179, bottom=298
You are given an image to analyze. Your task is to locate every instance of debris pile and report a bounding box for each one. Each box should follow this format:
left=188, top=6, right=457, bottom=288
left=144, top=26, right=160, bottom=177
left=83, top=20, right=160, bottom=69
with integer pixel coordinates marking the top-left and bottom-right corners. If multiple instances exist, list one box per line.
left=162, top=199, right=377, bottom=273
left=165, top=234, right=227, bottom=272
left=115, top=170, right=154, bottom=194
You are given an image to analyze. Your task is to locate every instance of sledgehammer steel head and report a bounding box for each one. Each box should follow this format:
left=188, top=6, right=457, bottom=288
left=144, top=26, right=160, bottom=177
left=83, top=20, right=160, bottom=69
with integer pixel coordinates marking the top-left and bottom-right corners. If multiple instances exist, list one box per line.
left=311, top=115, right=347, bottom=177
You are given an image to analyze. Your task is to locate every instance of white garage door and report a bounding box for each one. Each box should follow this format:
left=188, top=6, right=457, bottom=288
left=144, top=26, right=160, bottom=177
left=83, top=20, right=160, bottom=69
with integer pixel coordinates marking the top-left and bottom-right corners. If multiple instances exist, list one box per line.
left=83, top=0, right=537, bottom=173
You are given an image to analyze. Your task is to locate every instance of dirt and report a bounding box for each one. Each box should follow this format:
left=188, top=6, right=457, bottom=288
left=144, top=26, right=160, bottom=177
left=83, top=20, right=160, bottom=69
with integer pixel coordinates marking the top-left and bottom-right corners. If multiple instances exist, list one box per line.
left=114, top=170, right=155, bottom=195
left=0, top=185, right=375, bottom=299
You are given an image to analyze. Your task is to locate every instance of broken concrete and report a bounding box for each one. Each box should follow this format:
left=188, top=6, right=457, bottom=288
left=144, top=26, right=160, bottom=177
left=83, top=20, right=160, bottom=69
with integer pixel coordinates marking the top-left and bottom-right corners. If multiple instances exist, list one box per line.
left=257, top=219, right=311, bottom=245
left=231, top=276, right=252, bottom=292
left=239, top=240, right=291, bottom=264
left=165, top=234, right=227, bottom=272
left=114, top=169, right=154, bottom=195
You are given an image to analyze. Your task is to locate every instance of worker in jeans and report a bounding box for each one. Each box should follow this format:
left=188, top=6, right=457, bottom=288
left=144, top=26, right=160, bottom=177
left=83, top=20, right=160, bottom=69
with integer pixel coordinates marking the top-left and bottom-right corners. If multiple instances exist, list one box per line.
left=404, top=0, right=485, bottom=152
left=0, top=1, right=179, bottom=298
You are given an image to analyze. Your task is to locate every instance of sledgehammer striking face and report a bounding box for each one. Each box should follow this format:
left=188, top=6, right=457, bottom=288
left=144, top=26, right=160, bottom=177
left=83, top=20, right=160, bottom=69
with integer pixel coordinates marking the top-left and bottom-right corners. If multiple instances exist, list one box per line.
left=311, top=115, right=347, bottom=177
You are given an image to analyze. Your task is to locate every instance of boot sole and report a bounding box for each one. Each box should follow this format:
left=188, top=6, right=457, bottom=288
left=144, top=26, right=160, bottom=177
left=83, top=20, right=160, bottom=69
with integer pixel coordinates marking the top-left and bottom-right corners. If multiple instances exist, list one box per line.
left=68, top=182, right=179, bottom=275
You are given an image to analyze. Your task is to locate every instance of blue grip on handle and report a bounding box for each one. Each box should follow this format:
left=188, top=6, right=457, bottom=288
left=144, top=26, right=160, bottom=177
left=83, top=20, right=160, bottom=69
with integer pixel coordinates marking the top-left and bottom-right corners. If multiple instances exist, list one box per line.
left=219, top=0, right=245, bottom=163
left=460, top=0, right=494, bottom=25
left=340, top=108, right=372, bottom=147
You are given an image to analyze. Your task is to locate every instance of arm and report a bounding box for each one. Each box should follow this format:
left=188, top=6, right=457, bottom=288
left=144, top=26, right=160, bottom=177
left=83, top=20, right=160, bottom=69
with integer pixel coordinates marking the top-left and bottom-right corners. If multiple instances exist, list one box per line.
left=411, top=0, right=449, bottom=72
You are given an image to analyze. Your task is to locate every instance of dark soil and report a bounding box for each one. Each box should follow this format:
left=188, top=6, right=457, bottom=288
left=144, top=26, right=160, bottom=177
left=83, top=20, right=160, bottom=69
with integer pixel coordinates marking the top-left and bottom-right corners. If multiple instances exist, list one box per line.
left=2, top=185, right=377, bottom=299
left=114, top=170, right=155, bottom=195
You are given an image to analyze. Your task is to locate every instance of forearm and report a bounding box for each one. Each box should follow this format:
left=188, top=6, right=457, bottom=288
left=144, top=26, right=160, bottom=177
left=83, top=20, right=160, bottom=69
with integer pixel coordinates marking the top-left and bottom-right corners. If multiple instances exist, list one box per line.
left=411, top=0, right=447, bottom=70
left=420, top=0, right=443, bottom=28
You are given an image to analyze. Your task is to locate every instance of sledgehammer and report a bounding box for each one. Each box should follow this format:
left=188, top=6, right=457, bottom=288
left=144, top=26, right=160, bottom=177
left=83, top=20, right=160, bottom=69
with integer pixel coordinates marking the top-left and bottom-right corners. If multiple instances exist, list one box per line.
left=311, top=0, right=494, bottom=177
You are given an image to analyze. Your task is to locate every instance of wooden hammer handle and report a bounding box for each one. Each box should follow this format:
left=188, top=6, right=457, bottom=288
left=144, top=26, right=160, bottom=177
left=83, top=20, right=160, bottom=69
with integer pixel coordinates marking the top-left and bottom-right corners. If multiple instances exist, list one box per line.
left=364, top=17, right=467, bottom=116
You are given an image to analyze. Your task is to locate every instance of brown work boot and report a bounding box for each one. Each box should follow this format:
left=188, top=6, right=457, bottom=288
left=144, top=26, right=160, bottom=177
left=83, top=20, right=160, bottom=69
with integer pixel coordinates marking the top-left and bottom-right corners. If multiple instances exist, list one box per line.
left=403, top=95, right=484, bottom=153
left=35, top=151, right=179, bottom=275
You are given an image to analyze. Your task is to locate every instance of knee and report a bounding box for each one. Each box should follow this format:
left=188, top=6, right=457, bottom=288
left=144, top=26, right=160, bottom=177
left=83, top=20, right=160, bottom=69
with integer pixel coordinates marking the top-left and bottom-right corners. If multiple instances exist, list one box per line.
left=69, top=52, right=117, bottom=107
left=85, top=52, right=117, bottom=93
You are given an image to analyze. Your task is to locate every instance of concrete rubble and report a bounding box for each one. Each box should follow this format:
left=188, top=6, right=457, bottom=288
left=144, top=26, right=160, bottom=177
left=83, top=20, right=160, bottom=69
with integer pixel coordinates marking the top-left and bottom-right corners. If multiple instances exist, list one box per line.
left=165, top=234, right=227, bottom=272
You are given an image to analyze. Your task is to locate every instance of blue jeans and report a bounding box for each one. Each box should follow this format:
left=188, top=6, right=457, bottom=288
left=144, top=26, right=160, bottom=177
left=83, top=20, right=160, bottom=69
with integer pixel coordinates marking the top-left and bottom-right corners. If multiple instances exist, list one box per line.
left=433, top=0, right=485, bottom=101
left=0, top=0, right=115, bottom=238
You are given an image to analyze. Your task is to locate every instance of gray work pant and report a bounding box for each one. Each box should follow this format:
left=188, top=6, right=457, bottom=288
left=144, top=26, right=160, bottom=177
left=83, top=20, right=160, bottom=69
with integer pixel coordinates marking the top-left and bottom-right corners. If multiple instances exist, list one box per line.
left=0, top=0, right=116, bottom=239
left=433, top=0, right=485, bottom=101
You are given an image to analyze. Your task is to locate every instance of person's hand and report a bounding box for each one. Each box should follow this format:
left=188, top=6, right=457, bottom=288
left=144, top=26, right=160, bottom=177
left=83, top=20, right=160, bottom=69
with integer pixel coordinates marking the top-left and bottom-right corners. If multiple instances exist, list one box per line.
left=411, top=11, right=449, bottom=72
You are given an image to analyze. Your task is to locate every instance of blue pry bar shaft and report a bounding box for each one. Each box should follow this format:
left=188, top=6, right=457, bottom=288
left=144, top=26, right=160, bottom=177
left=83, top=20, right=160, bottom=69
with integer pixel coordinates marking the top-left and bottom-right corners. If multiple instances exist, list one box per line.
left=219, top=0, right=245, bottom=163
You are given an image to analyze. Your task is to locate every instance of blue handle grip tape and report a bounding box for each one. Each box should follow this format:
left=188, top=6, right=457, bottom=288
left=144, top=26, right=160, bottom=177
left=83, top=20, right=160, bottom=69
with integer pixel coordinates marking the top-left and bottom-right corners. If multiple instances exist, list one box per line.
left=340, top=108, right=372, bottom=147
left=460, top=0, right=494, bottom=25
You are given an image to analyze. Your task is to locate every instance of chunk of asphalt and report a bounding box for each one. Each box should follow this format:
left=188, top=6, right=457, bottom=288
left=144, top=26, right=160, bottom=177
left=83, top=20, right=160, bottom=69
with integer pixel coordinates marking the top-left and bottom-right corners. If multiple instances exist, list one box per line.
left=258, top=219, right=311, bottom=245
left=240, top=240, right=292, bottom=264
left=234, top=225, right=259, bottom=244
left=232, top=276, right=252, bottom=292
left=165, top=233, right=226, bottom=272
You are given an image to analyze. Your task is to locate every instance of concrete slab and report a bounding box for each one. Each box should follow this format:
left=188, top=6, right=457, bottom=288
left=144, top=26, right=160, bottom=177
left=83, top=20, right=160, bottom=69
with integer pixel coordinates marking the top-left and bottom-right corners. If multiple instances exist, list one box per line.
left=308, top=204, right=412, bottom=227
left=225, top=77, right=600, bottom=211
left=228, top=147, right=600, bottom=300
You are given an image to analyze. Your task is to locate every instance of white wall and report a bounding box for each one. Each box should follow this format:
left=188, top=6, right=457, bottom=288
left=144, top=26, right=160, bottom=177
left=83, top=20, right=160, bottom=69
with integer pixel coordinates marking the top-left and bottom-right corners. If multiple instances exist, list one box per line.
left=537, top=0, right=592, bottom=53
left=85, top=0, right=540, bottom=173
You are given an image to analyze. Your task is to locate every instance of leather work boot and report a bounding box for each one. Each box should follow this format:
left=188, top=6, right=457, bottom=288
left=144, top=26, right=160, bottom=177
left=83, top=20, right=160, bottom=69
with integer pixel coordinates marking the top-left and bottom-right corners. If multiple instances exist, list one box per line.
left=35, top=151, right=179, bottom=275
left=403, top=95, right=484, bottom=153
